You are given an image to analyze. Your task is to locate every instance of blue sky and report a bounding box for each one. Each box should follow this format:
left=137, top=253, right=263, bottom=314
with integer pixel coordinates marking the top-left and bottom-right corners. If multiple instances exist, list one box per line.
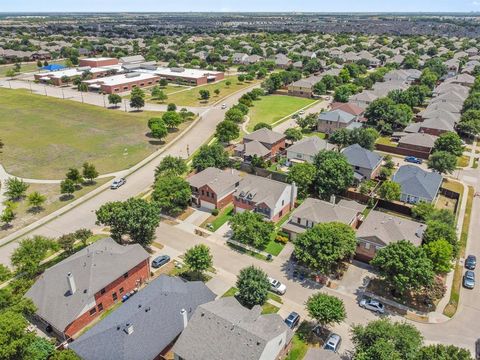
left=2, top=0, right=479, bottom=13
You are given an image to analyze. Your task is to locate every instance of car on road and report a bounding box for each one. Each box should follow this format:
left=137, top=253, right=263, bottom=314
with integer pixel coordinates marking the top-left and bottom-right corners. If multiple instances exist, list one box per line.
left=152, top=255, right=171, bottom=268
left=110, top=178, right=126, bottom=189
left=298, top=110, right=305, bottom=115
left=359, top=297, right=385, bottom=314
left=323, top=333, right=342, bottom=353
left=404, top=156, right=422, bottom=164
left=466, top=255, right=477, bottom=270
left=268, top=277, right=286, bottom=295
left=463, top=270, right=475, bottom=289
left=221, top=103, right=227, bottom=109
left=284, top=312, right=300, bottom=329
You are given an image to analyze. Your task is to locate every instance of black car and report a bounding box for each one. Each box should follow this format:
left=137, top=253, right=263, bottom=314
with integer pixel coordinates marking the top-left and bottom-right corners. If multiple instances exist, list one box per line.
left=284, top=312, right=300, bottom=329
left=152, top=255, right=170, bottom=268
left=466, top=255, right=477, bottom=270
left=463, top=270, right=475, bottom=289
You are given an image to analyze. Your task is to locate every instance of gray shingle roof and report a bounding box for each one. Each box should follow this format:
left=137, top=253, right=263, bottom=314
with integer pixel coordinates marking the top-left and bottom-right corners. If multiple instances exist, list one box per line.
left=357, top=210, right=425, bottom=247
left=287, top=136, right=331, bottom=157
left=243, top=128, right=285, bottom=145
left=173, top=297, right=292, bottom=360
left=187, top=167, right=241, bottom=194
left=318, top=109, right=355, bottom=124
left=398, top=133, right=437, bottom=148
left=70, top=276, right=215, bottom=360
left=342, top=144, right=383, bottom=170
left=25, top=238, right=150, bottom=332
left=234, top=175, right=292, bottom=209
left=392, top=165, right=443, bottom=201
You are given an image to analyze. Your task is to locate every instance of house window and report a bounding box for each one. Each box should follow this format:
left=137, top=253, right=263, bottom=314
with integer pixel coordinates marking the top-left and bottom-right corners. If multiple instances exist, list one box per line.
left=207, top=191, right=210, bottom=197
left=98, top=303, right=103, bottom=312
left=112, top=292, right=118, bottom=302
left=297, top=217, right=301, bottom=224
left=119, top=287, right=124, bottom=294
left=100, top=288, right=106, bottom=295
left=89, top=308, right=96, bottom=316
left=365, top=243, right=371, bottom=250
left=201, top=190, right=205, bottom=195
left=123, top=272, right=129, bottom=279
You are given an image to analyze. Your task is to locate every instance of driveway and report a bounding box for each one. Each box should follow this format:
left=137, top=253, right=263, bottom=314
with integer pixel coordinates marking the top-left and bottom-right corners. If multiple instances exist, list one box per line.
left=183, top=208, right=211, bottom=226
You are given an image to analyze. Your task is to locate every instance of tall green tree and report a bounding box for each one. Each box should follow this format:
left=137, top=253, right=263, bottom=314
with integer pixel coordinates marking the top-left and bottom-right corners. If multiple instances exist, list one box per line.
left=236, top=266, right=270, bottom=309
left=293, top=222, right=356, bottom=274
left=82, top=162, right=99, bottom=183
left=306, top=293, right=346, bottom=327
left=416, top=344, right=473, bottom=360
left=155, top=156, right=188, bottom=179
left=162, top=111, right=182, bottom=129
left=215, top=120, right=240, bottom=143
left=313, top=150, right=354, bottom=199
left=60, top=179, right=76, bottom=198
left=107, top=93, right=122, bottom=107
left=377, top=180, right=401, bottom=201
left=184, top=244, right=213, bottom=279
left=371, top=240, right=435, bottom=295
left=65, top=168, right=83, bottom=185
left=0, top=310, right=36, bottom=360
left=192, top=144, right=230, bottom=171
left=423, top=239, right=453, bottom=274
left=4, top=178, right=29, bottom=201
left=427, top=151, right=457, bottom=174
left=130, top=87, right=145, bottom=111
left=433, top=132, right=464, bottom=157
left=11, top=236, right=56, bottom=276
left=27, top=191, right=47, bottom=211
left=152, top=175, right=192, bottom=216
left=423, top=220, right=458, bottom=255
left=287, top=162, right=316, bottom=199
left=229, top=211, right=275, bottom=250
left=95, top=198, right=160, bottom=247
left=352, top=319, right=423, bottom=360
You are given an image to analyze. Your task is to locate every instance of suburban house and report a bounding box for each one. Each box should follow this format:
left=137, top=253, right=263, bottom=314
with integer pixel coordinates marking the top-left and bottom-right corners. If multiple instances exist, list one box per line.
left=282, top=197, right=365, bottom=240
left=274, top=53, right=292, bottom=68
left=232, top=53, right=248, bottom=64
left=330, top=102, right=366, bottom=120
left=349, top=90, right=378, bottom=109
left=25, top=238, right=150, bottom=340
left=355, top=210, right=426, bottom=262
left=70, top=275, right=215, bottom=360
left=397, top=132, right=438, bottom=155
left=233, top=174, right=297, bottom=222
left=392, top=165, right=443, bottom=204
left=173, top=297, right=293, bottom=360
left=417, top=117, right=456, bottom=136
left=317, top=109, right=360, bottom=134
left=287, top=75, right=322, bottom=98
left=286, top=136, right=333, bottom=165
left=235, top=128, right=286, bottom=162
left=341, top=144, right=383, bottom=181
left=187, top=167, right=242, bottom=210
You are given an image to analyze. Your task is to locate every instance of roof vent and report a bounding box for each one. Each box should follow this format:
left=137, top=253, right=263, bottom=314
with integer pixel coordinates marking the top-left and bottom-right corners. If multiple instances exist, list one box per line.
left=66, top=272, right=76, bottom=295
left=124, top=324, right=134, bottom=335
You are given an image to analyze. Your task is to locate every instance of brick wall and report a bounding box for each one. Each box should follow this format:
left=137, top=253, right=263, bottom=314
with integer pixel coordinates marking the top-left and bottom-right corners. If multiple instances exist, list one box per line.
left=64, top=259, right=150, bottom=338
left=79, top=58, right=119, bottom=67
left=271, top=202, right=293, bottom=222
left=101, top=76, right=160, bottom=94
left=355, top=241, right=377, bottom=262
left=397, top=142, right=433, bottom=154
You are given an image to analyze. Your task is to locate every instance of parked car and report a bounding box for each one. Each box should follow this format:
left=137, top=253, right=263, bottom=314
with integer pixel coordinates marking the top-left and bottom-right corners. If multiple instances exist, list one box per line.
left=268, top=277, right=286, bottom=295
left=152, top=255, right=171, bottom=268
left=463, top=270, right=475, bottom=289
left=323, top=333, right=342, bottom=353
left=221, top=103, right=227, bottom=109
left=466, top=255, right=477, bottom=270
left=298, top=110, right=305, bottom=115
left=404, top=156, right=422, bottom=164
left=110, top=178, right=126, bottom=189
left=359, top=297, right=385, bottom=314
left=284, top=312, right=300, bottom=329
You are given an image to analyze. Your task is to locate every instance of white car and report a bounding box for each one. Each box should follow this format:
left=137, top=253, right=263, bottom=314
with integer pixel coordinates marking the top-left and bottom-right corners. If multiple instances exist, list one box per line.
left=298, top=110, right=305, bottom=115
left=221, top=103, right=227, bottom=109
left=110, top=178, right=126, bottom=189
left=359, top=297, right=385, bottom=314
left=268, top=277, right=286, bottom=295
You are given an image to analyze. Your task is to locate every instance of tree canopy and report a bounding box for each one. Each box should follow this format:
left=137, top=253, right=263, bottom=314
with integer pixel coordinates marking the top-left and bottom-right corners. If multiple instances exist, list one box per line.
left=313, top=150, right=354, bottom=199
left=192, top=144, right=230, bottom=171
left=236, top=266, right=270, bottom=309
left=152, top=175, right=191, bottom=216
left=229, top=211, right=275, bottom=250
left=305, top=293, right=346, bottom=327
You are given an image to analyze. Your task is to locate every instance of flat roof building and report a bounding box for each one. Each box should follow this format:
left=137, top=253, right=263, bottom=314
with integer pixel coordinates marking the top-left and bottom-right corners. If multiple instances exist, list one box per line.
left=82, top=72, right=161, bottom=94
left=79, top=57, right=119, bottom=68
left=137, top=66, right=224, bottom=86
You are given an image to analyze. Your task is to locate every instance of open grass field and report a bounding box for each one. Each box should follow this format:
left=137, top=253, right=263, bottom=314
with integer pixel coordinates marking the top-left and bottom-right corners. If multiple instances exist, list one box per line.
left=164, top=77, right=259, bottom=107
left=246, top=95, right=316, bottom=132
left=0, top=178, right=112, bottom=240
left=0, top=88, right=181, bottom=179
left=0, top=60, right=66, bottom=77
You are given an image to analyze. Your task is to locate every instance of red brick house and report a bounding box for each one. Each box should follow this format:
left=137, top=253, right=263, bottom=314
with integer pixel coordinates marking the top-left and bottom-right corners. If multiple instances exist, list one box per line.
left=233, top=174, right=297, bottom=222
left=235, top=128, right=286, bottom=162
left=25, top=238, right=150, bottom=340
left=187, top=167, right=242, bottom=210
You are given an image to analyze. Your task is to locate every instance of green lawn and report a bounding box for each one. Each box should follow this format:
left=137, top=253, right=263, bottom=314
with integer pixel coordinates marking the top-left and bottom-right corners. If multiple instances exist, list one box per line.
left=221, top=286, right=281, bottom=314
left=0, top=88, right=176, bottom=179
left=261, top=302, right=280, bottom=314
left=228, top=242, right=269, bottom=261
left=376, top=136, right=397, bottom=147
left=457, top=155, right=470, bottom=167
left=247, top=95, right=316, bottom=132
left=203, top=204, right=235, bottom=231
left=264, top=238, right=285, bottom=256
left=162, top=77, right=259, bottom=107
left=0, top=60, right=65, bottom=77
left=303, top=131, right=326, bottom=140
left=285, top=335, right=309, bottom=360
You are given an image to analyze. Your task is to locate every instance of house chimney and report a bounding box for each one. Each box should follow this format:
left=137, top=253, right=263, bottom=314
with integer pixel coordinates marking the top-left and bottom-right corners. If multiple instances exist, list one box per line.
left=290, top=182, right=297, bottom=208
left=180, top=308, right=188, bottom=329
left=125, top=323, right=134, bottom=335
left=67, top=272, right=76, bottom=295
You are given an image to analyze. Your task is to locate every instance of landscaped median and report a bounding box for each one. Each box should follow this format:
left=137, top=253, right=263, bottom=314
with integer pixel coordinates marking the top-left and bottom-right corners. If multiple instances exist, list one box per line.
left=443, top=185, right=474, bottom=318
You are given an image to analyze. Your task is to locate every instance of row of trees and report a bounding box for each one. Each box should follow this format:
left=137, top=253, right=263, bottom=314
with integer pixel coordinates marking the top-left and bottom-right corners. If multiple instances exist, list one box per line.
left=60, top=163, right=99, bottom=198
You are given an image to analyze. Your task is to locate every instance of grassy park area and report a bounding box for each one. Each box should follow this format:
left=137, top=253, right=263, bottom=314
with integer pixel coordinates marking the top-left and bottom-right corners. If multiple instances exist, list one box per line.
left=246, top=95, right=316, bottom=132
left=0, top=88, right=176, bottom=179
left=164, top=77, right=259, bottom=107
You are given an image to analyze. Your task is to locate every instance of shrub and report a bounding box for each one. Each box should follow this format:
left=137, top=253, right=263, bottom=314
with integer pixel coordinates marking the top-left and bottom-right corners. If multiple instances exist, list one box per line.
left=211, top=209, right=219, bottom=216
left=275, top=235, right=289, bottom=244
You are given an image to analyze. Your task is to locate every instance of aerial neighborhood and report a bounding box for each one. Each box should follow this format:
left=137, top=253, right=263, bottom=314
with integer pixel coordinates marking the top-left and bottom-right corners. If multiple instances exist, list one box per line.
left=1, top=9, right=480, bottom=360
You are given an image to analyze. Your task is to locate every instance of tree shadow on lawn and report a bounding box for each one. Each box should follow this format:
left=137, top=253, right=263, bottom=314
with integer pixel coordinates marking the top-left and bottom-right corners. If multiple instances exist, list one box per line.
left=26, top=206, right=45, bottom=215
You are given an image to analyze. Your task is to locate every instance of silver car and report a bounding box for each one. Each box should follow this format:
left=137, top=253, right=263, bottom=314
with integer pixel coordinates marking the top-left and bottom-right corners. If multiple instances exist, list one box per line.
left=359, top=297, right=385, bottom=314
left=323, top=333, right=342, bottom=353
left=110, top=178, right=126, bottom=189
